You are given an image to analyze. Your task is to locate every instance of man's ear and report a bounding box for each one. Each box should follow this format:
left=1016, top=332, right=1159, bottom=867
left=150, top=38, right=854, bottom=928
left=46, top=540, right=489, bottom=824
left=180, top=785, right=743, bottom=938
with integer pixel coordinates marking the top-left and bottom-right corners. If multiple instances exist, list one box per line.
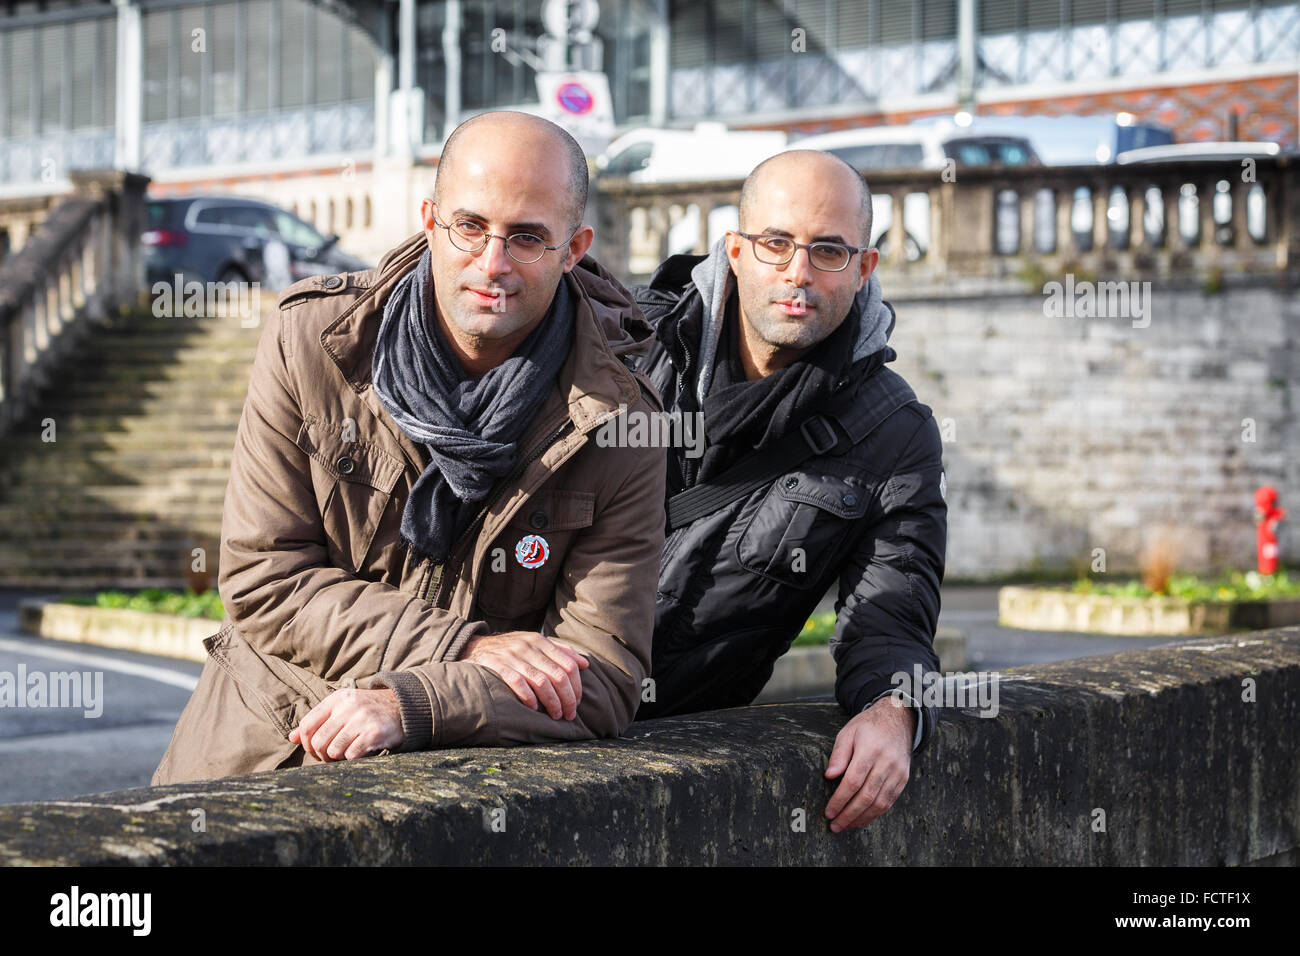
left=725, top=231, right=744, bottom=275
left=421, top=199, right=439, bottom=255
left=856, top=247, right=879, bottom=293
left=563, top=225, right=596, bottom=272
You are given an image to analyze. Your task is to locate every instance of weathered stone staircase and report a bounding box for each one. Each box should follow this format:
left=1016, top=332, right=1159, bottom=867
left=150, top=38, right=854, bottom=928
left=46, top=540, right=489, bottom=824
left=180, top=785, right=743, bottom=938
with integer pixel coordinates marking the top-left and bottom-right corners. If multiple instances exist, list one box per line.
left=0, top=305, right=269, bottom=590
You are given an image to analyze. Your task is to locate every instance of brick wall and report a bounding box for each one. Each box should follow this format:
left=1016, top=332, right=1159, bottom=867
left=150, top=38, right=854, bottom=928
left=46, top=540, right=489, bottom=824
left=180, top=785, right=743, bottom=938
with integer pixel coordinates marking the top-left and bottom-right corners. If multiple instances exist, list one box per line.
left=756, top=72, right=1299, bottom=149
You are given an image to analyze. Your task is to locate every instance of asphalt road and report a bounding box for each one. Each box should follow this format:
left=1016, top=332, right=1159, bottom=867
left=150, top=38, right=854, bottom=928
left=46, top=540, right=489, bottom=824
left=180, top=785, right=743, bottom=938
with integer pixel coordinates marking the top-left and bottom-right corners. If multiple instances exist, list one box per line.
left=0, top=584, right=1182, bottom=806
left=0, top=589, right=202, bottom=805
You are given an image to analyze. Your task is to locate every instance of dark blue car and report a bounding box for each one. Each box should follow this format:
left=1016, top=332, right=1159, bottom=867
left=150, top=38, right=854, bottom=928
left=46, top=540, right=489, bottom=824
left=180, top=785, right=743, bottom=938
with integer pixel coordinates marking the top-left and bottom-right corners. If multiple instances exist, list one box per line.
left=142, top=195, right=371, bottom=290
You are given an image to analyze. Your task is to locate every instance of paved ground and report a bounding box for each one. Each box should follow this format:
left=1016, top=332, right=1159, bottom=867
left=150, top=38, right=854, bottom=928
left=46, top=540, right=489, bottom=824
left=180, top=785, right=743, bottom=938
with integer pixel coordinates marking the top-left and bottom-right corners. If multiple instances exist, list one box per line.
left=0, top=588, right=202, bottom=805
left=0, top=583, right=1184, bottom=805
left=934, top=585, right=1177, bottom=671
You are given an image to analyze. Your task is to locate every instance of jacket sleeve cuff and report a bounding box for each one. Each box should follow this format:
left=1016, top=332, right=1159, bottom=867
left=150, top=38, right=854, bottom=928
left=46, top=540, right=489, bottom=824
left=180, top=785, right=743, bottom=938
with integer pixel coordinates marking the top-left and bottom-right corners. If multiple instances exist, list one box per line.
left=445, top=618, right=488, bottom=662
left=372, top=669, right=435, bottom=752
left=863, top=688, right=924, bottom=752
left=429, top=616, right=490, bottom=664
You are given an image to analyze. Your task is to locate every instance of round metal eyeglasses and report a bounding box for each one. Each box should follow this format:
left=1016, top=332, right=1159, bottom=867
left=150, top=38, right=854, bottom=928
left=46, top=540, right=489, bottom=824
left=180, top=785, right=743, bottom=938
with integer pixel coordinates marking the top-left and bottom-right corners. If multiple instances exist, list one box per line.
left=433, top=213, right=576, bottom=264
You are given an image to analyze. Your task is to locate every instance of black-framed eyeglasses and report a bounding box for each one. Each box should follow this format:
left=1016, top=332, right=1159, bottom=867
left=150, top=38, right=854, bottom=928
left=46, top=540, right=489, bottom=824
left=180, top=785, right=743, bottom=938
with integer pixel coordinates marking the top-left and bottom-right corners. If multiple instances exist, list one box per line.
left=433, top=212, right=576, bottom=264
left=733, top=231, right=868, bottom=272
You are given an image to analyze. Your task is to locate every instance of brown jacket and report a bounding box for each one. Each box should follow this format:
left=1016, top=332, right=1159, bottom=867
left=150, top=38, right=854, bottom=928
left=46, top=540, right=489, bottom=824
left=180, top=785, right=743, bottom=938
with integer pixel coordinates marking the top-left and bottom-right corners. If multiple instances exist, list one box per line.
left=152, top=231, right=666, bottom=785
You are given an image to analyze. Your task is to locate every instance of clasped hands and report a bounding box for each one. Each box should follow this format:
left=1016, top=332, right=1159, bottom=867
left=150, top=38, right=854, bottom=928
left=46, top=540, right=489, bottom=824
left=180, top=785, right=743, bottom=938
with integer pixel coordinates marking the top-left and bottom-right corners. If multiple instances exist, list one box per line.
left=289, top=631, right=586, bottom=763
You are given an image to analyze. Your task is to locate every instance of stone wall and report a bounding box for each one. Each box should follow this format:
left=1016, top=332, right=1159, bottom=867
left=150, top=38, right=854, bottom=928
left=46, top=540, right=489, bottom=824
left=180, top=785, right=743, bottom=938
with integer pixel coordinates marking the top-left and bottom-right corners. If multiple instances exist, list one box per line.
left=884, top=279, right=1300, bottom=579
left=1, top=627, right=1295, bottom=866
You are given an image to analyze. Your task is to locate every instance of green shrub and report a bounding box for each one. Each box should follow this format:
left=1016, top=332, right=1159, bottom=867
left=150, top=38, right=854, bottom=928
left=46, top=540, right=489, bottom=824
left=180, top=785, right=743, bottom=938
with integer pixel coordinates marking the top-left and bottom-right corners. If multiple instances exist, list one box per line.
left=1072, top=570, right=1300, bottom=602
left=58, top=588, right=226, bottom=621
left=793, top=611, right=836, bottom=646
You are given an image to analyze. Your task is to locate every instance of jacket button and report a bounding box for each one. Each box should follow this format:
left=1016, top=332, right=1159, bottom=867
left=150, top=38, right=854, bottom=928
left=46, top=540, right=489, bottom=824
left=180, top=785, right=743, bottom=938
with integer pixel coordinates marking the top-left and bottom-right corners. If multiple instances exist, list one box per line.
left=323, top=275, right=343, bottom=290
left=529, top=511, right=547, bottom=530
left=843, top=493, right=858, bottom=508
left=784, top=476, right=799, bottom=491
left=336, top=455, right=355, bottom=475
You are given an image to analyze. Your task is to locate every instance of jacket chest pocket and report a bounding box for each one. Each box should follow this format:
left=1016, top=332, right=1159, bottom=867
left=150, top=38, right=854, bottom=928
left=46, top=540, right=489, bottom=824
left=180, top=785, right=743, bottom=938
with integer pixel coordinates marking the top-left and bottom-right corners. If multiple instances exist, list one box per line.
left=296, top=417, right=406, bottom=574
left=475, top=489, right=596, bottom=629
left=735, top=468, right=871, bottom=589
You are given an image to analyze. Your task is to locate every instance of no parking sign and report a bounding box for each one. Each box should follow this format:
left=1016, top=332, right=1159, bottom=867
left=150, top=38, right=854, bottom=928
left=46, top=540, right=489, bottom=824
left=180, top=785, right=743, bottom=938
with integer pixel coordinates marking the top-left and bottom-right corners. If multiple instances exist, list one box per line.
left=536, top=71, right=614, bottom=152
left=556, top=80, right=595, bottom=116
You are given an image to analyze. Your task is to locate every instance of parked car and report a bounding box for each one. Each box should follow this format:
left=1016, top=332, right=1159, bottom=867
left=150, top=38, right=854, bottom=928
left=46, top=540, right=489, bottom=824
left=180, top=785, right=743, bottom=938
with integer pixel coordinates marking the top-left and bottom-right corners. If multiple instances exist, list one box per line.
left=908, top=113, right=1174, bottom=165
left=790, top=121, right=1041, bottom=173
left=596, top=123, right=789, bottom=183
left=141, top=195, right=371, bottom=290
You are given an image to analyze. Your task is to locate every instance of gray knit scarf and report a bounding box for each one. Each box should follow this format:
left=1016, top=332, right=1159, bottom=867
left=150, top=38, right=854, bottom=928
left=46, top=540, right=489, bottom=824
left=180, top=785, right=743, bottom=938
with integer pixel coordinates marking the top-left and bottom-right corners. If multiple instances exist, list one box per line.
left=371, top=248, right=573, bottom=562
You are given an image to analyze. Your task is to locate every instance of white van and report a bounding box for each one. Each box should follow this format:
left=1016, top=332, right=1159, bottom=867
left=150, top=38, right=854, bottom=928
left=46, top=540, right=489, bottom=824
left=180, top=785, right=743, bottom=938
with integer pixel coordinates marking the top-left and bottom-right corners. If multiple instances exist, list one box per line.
left=596, top=123, right=789, bottom=184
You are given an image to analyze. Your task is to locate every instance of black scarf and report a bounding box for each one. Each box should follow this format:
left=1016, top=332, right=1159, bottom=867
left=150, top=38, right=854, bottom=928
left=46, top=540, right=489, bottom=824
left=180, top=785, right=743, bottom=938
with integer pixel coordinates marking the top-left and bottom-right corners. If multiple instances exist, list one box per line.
left=682, top=293, right=861, bottom=486
left=370, top=248, right=573, bottom=562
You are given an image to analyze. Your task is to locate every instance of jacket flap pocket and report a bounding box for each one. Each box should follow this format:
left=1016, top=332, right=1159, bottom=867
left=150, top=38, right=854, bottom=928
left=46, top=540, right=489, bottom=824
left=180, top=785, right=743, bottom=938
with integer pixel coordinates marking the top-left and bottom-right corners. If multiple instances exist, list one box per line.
left=775, top=470, right=870, bottom=520
left=507, top=489, right=596, bottom=533
left=295, top=416, right=404, bottom=494
left=736, top=470, right=871, bottom=588
left=204, top=623, right=334, bottom=738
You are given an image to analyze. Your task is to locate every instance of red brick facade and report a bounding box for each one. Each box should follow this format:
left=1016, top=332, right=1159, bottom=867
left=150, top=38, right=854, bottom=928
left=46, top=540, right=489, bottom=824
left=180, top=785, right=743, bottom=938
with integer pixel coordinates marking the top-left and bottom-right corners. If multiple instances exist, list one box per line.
left=754, top=72, right=1298, bottom=148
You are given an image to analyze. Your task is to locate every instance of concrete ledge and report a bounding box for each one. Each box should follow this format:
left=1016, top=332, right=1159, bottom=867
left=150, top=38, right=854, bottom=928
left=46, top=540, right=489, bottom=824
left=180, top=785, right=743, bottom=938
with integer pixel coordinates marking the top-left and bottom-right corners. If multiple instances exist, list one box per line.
left=19, top=599, right=213, bottom=662
left=998, top=585, right=1300, bottom=636
left=2, top=626, right=1296, bottom=865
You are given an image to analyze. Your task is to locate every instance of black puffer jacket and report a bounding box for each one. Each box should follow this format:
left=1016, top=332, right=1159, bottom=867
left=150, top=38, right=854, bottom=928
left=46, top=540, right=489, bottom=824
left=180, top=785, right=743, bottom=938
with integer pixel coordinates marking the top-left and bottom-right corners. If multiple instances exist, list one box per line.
left=630, top=249, right=947, bottom=753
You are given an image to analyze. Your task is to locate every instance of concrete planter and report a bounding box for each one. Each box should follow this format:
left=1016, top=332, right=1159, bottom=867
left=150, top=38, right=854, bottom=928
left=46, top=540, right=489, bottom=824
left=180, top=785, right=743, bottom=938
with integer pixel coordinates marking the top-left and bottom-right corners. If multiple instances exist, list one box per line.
left=18, top=599, right=215, bottom=662
left=757, top=626, right=967, bottom=701
left=997, top=586, right=1300, bottom=636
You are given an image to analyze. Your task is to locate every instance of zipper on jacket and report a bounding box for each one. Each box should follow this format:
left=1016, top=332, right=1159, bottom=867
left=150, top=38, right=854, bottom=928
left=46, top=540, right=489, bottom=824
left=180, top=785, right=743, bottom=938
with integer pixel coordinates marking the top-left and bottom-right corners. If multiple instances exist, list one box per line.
left=422, top=417, right=575, bottom=607
left=670, top=306, right=699, bottom=488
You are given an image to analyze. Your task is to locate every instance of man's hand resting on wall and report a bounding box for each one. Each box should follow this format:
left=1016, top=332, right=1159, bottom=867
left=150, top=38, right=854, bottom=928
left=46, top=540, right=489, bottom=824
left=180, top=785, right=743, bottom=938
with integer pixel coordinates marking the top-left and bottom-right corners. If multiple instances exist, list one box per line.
left=459, top=632, right=590, bottom=721
left=823, top=696, right=916, bottom=832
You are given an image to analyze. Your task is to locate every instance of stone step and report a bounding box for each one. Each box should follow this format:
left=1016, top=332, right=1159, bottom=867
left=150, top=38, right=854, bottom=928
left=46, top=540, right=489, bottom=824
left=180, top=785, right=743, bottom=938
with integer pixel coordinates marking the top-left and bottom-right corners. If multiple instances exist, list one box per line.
left=0, top=455, right=233, bottom=482
left=44, top=365, right=257, bottom=387
left=0, top=572, right=191, bottom=590
left=91, top=325, right=263, bottom=343
left=0, top=519, right=221, bottom=541
left=25, top=398, right=249, bottom=422
left=0, top=304, right=270, bottom=584
left=0, top=538, right=210, bottom=560
left=4, top=419, right=242, bottom=441
left=0, top=444, right=234, bottom=466
left=53, top=378, right=252, bottom=400
left=0, top=509, right=224, bottom=532
left=0, top=488, right=229, bottom=514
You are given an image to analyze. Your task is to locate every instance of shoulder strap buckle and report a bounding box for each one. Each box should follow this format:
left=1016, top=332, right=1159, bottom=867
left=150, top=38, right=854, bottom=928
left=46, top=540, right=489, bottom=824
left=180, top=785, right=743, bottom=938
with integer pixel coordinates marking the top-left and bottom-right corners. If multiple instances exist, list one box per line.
left=800, top=414, right=839, bottom=456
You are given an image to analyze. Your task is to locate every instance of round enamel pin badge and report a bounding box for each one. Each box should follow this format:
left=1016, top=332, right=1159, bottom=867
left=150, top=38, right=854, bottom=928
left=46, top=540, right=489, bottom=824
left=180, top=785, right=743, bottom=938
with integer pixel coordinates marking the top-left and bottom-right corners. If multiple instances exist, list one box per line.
left=515, top=534, right=550, bottom=569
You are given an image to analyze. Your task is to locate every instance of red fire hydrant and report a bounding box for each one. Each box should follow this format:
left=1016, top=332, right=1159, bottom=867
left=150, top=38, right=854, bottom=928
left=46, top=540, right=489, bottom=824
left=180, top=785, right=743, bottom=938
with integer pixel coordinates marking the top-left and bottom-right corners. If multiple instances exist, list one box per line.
left=1255, top=485, right=1286, bottom=575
